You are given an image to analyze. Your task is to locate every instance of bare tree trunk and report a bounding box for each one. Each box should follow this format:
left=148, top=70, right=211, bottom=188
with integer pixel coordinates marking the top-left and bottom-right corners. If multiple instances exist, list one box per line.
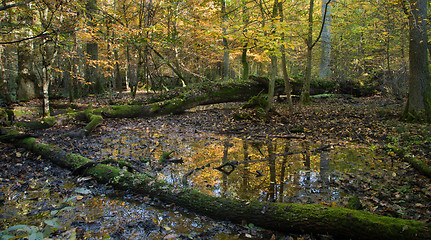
left=17, top=42, right=38, bottom=101
left=114, top=49, right=122, bottom=94
left=319, top=0, right=331, bottom=79
left=241, top=0, right=249, bottom=81
left=279, top=1, right=293, bottom=110
left=402, top=0, right=431, bottom=121
left=266, top=0, right=279, bottom=113
left=301, top=0, right=314, bottom=105
left=85, top=0, right=102, bottom=95
left=221, top=0, right=229, bottom=80
left=0, top=46, right=12, bottom=104
left=72, top=32, right=80, bottom=101
left=39, top=37, right=58, bottom=118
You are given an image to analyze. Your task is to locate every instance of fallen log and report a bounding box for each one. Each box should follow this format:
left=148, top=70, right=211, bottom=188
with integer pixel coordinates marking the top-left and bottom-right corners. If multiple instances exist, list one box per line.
left=402, top=156, right=431, bottom=178
left=6, top=136, right=431, bottom=240
left=386, top=145, right=431, bottom=178
left=101, top=79, right=269, bottom=118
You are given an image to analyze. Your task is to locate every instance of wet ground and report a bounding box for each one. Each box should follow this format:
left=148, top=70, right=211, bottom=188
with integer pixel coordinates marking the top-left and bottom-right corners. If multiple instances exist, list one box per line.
left=1, top=96, right=431, bottom=239
left=1, top=142, right=305, bottom=239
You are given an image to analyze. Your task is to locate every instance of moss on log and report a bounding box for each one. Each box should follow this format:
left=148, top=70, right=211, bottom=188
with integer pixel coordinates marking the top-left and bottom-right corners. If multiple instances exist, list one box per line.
left=102, top=79, right=269, bottom=118
left=5, top=136, right=431, bottom=240
left=83, top=113, right=103, bottom=135
left=403, top=156, right=431, bottom=178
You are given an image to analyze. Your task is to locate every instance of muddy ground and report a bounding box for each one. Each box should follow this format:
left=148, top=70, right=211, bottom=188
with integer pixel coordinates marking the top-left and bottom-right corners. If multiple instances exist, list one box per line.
left=1, top=95, right=431, bottom=239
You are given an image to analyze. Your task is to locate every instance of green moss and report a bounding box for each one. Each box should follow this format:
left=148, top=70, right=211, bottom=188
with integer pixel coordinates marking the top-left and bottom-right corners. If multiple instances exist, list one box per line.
left=105, top=105, right=148, bottom=118
left=212, top=88, right=242, bottom=99
left=242, top=93, right=268, bottom=109
left=84, top=114, right=103, bottom=134
left=150, top=103, right=161, bottom=113
left=7, top=132, right=431, bottom=240
left=346, top=196, right=363, bottom=210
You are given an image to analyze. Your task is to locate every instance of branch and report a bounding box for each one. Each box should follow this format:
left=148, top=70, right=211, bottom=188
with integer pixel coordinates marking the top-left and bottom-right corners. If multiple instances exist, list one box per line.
left=0, top=31, right=50, bottom=45
left=0, top=0, right=35, bottom=11
left=148, top=45, right=187, bottom=85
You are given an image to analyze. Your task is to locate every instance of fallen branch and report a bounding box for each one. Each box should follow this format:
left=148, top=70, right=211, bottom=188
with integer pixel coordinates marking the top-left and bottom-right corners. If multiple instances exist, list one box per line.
left=402, top=156, right=431, bottom=178
left=386, top=145, right=431, bottom=178
left=4, top=136, right=431, bottom=240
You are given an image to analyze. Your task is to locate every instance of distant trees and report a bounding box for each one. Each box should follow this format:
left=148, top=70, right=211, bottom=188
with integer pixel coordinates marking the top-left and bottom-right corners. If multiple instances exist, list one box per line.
left=0, top=0, right=425, bottom=120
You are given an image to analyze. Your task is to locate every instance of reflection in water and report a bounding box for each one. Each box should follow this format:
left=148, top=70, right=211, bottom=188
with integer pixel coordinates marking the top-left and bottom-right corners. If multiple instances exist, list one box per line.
left=98, top=127, right=389, bottom=204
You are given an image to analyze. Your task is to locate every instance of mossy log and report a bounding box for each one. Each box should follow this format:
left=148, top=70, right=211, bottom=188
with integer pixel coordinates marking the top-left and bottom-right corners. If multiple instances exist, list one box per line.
left=68, top=110, right=104, bottom=137
left=402, top=156, right=431, bottom=178
left=83, top=112, right=103, bottom=135
left=102, top=79, right=269, bottom=118
left=7, top=137, right=431, bottom=240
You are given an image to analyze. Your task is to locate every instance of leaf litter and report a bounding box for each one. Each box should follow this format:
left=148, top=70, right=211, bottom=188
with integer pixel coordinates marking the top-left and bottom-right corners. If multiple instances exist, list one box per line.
left=2, top=96, right=431, bottom=239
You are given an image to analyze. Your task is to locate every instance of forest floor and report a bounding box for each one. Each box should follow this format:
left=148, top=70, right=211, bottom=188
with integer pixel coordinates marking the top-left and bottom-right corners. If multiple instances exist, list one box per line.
left=1, top=95, right=431, bottom=239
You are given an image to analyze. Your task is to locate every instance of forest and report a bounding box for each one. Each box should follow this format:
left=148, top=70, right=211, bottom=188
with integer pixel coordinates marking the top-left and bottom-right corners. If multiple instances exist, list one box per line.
left=1, top=0, right=431, bottom=239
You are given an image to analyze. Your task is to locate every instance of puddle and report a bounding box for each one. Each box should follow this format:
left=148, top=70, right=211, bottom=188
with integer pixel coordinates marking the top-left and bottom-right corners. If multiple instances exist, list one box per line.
left=94, top=122, right=393, bottom=205
left=0, top=178, right=250, bottom=239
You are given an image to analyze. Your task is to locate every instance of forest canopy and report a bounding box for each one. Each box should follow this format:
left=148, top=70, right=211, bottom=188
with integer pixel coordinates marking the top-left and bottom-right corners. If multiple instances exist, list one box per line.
left=0, top=0, right=429, bottom=119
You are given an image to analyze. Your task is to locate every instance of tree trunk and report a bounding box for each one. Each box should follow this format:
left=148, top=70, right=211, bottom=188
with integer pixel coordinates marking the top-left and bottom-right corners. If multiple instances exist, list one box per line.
left=221, top=0, right=229, bottom=80
left=72, top=31, right=80, bottom=101
left=301, top=0, right=314, bottom=105
left=4, top=136, right=431, bottom=240
left=17, top=42, right=38, bottom=101
left=241, top=0, right=249, bottom=82
left=0, top=46, right=12, bottom=104
left=266, top=0, right=279, bottom=113
left=279, top=1, right=293, bottom=110
left=319, top=0, right=331, bottom=79
left=402, top=0, right=431, bottom=121
left=85, top=0, right=102, bottom=95
left=40, top=38, right=58, bottom=118
left=114, top=49, right=123, bottom=94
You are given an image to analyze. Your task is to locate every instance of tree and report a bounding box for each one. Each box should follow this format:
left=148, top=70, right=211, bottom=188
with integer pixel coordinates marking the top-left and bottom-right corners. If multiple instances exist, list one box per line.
left=278, top=0, right=293, bottom=110
left=221, top=0, right=230, bottom=80
left=319, top=0, right=331, bottom=79
left=17, top=43, right=38, bottom=101
left=300, top=0, right=315, bottom=104
left=402, top=0, right=431, bottom=121
left=301, top=0, right=332, bottom=104
left=85, top=0, right=102, bottom=95
left=241, top=0, right=249, bottom=81
left=266, top=0, right=279, bottom=113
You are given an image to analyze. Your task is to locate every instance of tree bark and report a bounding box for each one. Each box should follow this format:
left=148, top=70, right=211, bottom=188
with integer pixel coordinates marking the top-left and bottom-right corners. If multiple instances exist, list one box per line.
left=241, top=0, right=249, bottom=82
left=0, top=46, right=12, bottom=104
left=301, top=0, right=314, bottom=105
left=17, top=42, right=38, bottom=101
left=266, top=0, right=279, bottom=113
left=319, top=0, right=331, bottom=79
left=85, top=0, right=102, bottom=95
left=3, top=136, right=431, bottom=240
left=221, top=0, right=230, bottom=80
left=402, top=0, right=431, bottom=121
left=40, top=37, right=58, bottom=118
left=279, top=1, right=293, bottom=110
